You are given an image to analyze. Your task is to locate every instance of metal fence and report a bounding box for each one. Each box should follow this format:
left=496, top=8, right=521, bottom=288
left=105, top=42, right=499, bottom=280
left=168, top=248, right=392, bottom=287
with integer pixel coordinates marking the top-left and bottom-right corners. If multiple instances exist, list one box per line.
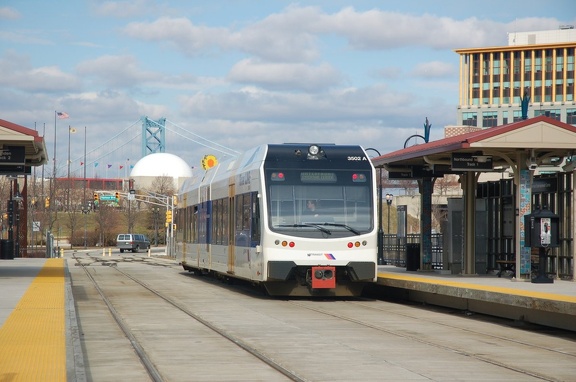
left=381, top=233, right=444, bottom=269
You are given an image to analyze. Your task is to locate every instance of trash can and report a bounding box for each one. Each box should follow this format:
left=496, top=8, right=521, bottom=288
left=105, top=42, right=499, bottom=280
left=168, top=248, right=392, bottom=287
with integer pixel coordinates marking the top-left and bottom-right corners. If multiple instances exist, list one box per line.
left=1, top=239, right=14, bottom=260
left=406, top=243, right=420, bottom=271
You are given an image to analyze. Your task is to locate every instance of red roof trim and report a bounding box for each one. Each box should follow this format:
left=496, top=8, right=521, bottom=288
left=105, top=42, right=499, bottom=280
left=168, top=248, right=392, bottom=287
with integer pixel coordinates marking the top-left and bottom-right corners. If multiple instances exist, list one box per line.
left=0, top=118, right=43, bottom=143
left=375, top=116, right=576, bottom=164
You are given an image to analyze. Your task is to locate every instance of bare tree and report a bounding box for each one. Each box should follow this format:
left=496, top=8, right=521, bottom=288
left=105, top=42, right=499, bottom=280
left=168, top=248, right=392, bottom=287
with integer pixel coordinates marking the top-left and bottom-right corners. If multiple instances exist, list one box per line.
left=434, top=174, right=461, bottom=196
left=149, top=176, right=175, bottom=197
left=94, top=203, right=122, bottom=246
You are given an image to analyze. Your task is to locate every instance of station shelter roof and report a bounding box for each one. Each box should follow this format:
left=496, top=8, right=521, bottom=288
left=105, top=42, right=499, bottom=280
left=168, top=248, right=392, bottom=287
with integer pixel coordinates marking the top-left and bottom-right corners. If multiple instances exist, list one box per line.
left=372, top=116, right=576, bottom=176
left=0, top=118, right=48, bottom=168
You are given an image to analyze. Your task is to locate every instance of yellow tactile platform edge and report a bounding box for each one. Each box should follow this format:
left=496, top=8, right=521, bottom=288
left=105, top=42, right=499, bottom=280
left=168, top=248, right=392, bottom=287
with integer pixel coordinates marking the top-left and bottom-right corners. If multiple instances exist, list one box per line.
left=0, top=258, right=66, bottom=381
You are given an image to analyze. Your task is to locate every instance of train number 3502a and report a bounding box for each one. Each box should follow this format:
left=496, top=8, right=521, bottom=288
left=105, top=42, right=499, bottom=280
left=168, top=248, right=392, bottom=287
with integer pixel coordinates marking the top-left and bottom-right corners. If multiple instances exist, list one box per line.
left=347, top=156, right=364, bottom=161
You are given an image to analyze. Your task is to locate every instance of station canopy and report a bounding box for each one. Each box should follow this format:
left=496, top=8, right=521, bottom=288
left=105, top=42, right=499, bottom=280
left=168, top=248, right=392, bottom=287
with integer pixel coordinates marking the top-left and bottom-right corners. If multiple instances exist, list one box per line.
left=0, top=119, right=48, bottom=171
left=372, top=116, right=576, bottom=176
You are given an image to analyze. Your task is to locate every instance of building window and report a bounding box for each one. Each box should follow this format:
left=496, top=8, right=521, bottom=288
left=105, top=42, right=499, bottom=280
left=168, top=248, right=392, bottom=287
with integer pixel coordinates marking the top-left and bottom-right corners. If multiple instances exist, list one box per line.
left=502, top=110, right=508, bottom=125
left=513, top=110, right=523, bottom=122
left=513, top=52, right=521, bottom=81
left=555, top=79, right=564, bottom=102
left=534, top=51, right=542, bottom=80
left=524, top=55, right=532, bottom=76
left=545, top=50, right=553, bottom=80
left=533, top=79, right=542, bottom=102
left=483, top=111, right=498, bottom=128
left=567, top=109, right=576, bottom=125
left=535, top=109, right=560, bottom=120
left=472, top=54, right=480, bottom=78
left=462, top=112, right=477, bottom=126
left=544, top=79, right=553, bottom=102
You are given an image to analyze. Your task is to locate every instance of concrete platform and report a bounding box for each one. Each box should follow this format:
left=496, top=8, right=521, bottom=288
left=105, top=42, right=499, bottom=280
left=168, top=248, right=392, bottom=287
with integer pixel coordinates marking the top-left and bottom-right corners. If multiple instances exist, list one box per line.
left=376, top=265, right=576, bottom=331
left=0, top=257, right=574, bottom=381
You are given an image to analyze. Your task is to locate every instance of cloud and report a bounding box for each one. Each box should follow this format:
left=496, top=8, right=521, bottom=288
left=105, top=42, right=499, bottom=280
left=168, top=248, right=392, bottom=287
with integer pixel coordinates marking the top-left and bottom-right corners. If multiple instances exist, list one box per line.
left=119, top=6, right=566, bottom=65
left=313, top=7, right=569, bottom=50
left=122, top=17, right=229, bottom=55
left=411, top=61, right=456, bottom=78
left=0, top=51, right=79, bottom=92
left=0, top=7, right=19, bottom=19
left=179, top=84, right=414, bottom=123
left=76, top=55, right=160, bottom=88
left=92, top=0, right=159, bottom=18
left=228, top=59, right=341, bottom=91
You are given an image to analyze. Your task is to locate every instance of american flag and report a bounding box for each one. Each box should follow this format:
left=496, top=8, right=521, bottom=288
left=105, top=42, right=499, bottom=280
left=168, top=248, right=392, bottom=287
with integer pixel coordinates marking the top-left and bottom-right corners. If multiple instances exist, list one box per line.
left=57, top=111, right=69, bottom=119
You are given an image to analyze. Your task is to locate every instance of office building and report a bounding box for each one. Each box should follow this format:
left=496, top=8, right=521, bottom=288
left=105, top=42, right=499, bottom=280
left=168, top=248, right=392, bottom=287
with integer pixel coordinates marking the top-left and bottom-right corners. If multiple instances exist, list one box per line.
left=454, top=26, right=575, bottom=128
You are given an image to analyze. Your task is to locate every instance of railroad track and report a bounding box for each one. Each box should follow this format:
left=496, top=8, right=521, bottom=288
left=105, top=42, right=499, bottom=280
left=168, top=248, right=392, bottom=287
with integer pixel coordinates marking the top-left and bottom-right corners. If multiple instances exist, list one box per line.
left=288, top=299, right=576, bottom=382
left=73, top=253, right=303, bottom=382
left=70, top=252, right=575, bottom=382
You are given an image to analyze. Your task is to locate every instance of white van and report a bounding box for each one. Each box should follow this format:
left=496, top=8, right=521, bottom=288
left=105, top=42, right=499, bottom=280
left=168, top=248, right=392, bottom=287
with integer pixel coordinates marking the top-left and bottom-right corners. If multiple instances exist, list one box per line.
left=116, top=234, right=150, bottom=253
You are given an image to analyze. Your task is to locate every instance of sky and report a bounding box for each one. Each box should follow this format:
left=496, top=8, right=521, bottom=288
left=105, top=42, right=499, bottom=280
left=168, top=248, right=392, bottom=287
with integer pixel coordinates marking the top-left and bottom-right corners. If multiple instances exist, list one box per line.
left=1, top=0, right=575, bottom=177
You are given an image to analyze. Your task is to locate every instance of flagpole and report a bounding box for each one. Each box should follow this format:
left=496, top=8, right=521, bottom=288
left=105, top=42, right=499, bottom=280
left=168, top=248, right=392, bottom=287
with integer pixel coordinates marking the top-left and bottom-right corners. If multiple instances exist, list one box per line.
left=83, top=126, right=86, bottom=208
left=83, top=126, right=87, bottom=248
left=67, top=125, right=71, bottom=210
left=41, top=123, right=45, bottom=204
left=53, top=111, right=57, bottom=211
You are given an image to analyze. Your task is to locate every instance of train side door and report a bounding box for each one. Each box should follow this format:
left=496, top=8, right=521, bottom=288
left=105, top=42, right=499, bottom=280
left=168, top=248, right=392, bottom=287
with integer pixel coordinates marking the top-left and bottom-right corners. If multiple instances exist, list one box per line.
left=228, top=183, right=236, bottom=274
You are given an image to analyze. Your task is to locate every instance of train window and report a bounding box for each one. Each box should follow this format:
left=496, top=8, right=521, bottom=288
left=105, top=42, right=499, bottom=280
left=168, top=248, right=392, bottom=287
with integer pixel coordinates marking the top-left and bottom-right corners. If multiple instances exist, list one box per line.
left=267, top=169, right=374, bottom=238
left=235, top=193, right=253, bottom=247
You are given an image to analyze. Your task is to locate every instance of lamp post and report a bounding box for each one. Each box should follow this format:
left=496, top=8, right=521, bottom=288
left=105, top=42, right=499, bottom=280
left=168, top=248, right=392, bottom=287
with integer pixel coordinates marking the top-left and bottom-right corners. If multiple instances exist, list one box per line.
left=7, top=177, right=23, bottom=259
left=81, top=205, right=88, bottom=249
left=365, top=148, right=383, bottom=265
left=83, top=126, right=87, bottom=249
left=385, top=194, right=393, bottom=234
left=152, top=207, right=159, bottom=246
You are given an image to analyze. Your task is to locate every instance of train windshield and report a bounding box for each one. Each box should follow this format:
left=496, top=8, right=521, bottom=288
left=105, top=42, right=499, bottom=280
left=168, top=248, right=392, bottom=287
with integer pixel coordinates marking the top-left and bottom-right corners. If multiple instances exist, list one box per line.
left=267, top=169, right=374, bottom=238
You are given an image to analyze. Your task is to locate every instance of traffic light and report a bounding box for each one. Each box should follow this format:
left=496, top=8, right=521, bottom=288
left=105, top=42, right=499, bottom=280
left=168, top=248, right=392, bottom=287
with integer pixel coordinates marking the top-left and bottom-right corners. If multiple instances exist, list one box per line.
left=165, top=210, right=172, bottom=224
left=115, top=192, right=120, bottom=201
left=45, top=197, right=50, bottom=208
left=93, top=193, right=99, bottom=202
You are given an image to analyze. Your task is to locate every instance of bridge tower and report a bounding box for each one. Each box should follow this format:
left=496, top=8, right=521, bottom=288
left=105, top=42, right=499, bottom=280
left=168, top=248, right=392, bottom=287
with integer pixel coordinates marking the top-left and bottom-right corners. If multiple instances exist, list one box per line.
left=141, top=116, right=166, bottom=156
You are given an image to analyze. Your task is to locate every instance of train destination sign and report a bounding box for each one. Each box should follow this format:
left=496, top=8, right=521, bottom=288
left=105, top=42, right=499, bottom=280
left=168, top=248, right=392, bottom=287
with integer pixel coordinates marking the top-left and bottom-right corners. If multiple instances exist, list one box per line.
left=451, top=153, right=493, bottom=171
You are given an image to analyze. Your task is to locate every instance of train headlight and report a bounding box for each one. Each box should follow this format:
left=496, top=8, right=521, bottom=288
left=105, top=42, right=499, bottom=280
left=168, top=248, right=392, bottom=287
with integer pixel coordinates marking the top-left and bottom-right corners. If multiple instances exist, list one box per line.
left=308, top=145, right=320, bottom=156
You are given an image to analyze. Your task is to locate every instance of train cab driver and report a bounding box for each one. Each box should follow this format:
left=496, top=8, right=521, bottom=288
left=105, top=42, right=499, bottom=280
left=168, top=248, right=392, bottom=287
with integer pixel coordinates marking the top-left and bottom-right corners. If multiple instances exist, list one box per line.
left=305, top=200, right=320, bottom=217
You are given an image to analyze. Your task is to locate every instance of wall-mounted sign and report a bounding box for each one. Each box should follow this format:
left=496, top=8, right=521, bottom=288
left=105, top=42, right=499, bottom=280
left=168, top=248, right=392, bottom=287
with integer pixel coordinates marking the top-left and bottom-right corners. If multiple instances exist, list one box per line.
left=0, top=146, right=25, bottom=165
left=388, top=171, right=412, bottom=179
left=0, top=165, right=29, bottom=175
left=532, top=177, right=557, bottom=194
left=451, top=153, right=493, bottom=171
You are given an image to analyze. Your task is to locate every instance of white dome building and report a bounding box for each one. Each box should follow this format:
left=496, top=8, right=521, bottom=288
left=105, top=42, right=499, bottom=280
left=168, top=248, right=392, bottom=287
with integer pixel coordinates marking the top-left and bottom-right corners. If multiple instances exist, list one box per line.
left=130, top=153, right=193, bottom=191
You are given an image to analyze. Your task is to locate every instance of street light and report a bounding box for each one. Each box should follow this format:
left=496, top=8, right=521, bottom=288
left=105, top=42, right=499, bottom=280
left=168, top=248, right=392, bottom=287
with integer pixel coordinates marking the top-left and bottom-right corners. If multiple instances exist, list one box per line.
left=385, top=194, right=393, bottom=234
left=6, top=176, right=22, bottom=259
left=152, top=207, right=159, bottom=246
left=365, top=148, right=383, bottom=265
left=81, top=205, right=89, bottom=248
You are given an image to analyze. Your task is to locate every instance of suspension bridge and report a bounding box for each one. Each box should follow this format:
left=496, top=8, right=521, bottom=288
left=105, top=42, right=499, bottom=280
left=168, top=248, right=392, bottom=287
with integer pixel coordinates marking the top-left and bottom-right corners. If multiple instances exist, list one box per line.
left=48, top=117, right=240, bottom=180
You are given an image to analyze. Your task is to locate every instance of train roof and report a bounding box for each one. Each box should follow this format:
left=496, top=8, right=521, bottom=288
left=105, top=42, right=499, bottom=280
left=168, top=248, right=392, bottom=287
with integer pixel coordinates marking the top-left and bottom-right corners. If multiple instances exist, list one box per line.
left=177, top=143, right=370, bottom=195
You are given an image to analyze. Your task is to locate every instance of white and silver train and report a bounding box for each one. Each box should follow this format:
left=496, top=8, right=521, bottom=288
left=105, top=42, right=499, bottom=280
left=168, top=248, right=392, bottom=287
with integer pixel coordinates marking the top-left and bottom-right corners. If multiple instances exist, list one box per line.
left=175, top=143, right=378, bottom=296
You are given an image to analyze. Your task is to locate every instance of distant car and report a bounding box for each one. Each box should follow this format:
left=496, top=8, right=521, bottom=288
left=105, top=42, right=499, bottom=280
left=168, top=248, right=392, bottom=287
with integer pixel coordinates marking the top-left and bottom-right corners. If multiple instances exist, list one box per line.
left=116, top=234, right=150, bottom=253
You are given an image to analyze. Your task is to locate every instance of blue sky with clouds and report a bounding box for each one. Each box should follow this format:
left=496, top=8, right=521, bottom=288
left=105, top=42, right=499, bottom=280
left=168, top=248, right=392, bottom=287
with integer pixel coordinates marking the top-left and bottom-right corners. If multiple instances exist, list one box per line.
left=1, top=1, right=574, bottom=175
